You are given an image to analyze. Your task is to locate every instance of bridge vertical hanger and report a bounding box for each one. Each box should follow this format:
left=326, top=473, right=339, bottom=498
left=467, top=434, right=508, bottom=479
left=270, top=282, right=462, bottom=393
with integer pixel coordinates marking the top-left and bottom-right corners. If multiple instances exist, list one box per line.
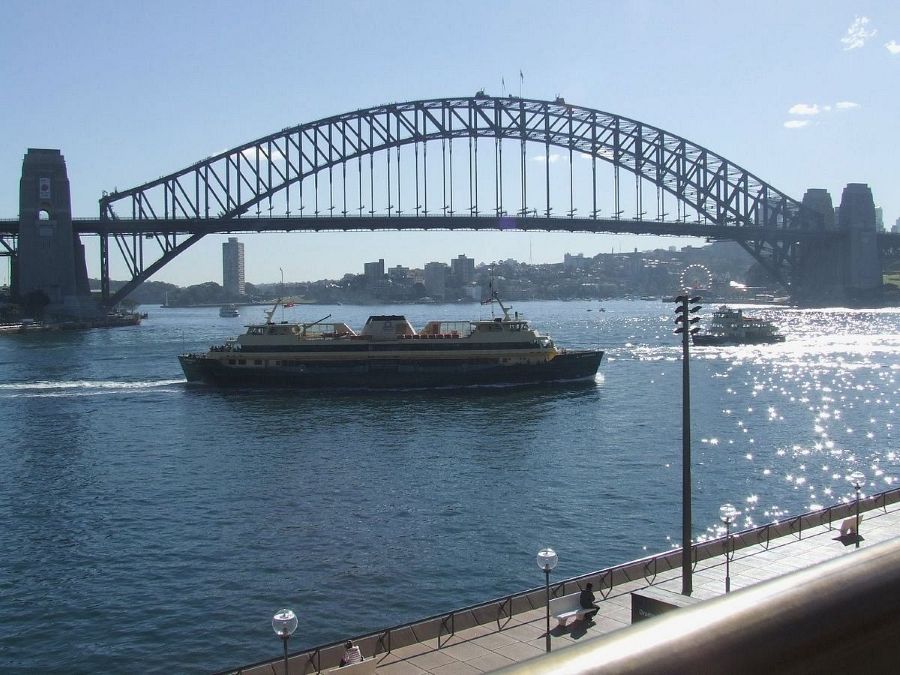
left=396, top=113, right=401, bottom=216
left=568, top=106, right=575, bottom=218
left=634, top=124, right=644, bottom=220
left=591, top=110, right=598, bottom=219
left=544, top=102, right=551, bottom=218
left=358, top=116, right=364, bottom=216
left=613, top=117, right=621, bottom=219
left=468, top=104, right=478, bottom=215
left=368, top=119, right=374, bottom=216
left=448, top=107, right=454, bottom=215
left=386, top=111, right=392, bottom=217
left=414, top=109, right=420, bottom=217
left=328, top=123, right=335, bottom=216
left=520, top=100, right=527, bottom=217
left=422, top=108, right=428, bottom=216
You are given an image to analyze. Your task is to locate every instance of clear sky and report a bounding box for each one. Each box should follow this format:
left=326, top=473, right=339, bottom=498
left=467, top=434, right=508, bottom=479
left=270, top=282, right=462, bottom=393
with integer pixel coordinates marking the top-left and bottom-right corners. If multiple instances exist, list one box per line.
left=1, top=1, right=897, bottom=286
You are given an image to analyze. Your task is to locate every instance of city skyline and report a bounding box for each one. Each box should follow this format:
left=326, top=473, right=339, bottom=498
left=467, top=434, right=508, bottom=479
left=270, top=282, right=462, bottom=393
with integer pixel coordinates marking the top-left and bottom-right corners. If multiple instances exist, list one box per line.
left=2, top=1, right=898, bottom=287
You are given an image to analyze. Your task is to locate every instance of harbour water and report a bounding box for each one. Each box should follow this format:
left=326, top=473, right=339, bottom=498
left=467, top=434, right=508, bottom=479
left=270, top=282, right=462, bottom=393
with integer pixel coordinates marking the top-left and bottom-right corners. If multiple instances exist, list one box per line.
left=0, top=300, right=897, bottom=673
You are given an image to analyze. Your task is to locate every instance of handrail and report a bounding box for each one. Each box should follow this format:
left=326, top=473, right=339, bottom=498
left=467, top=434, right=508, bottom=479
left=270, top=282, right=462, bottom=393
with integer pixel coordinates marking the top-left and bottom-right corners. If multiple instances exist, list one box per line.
left=496, top=536, right=900, bottom=674
left=221, top=486, right=900, bottom=674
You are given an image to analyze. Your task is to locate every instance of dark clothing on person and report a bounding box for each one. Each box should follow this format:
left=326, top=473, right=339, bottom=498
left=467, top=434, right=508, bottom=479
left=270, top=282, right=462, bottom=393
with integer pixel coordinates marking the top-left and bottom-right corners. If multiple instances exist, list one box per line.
left=580, top=587, right=600, bottom=621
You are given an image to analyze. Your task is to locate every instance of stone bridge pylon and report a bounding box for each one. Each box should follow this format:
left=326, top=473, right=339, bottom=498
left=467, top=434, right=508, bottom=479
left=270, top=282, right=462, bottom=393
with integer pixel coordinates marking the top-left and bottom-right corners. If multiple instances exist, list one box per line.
left=16, top=148, right=94, bottom=316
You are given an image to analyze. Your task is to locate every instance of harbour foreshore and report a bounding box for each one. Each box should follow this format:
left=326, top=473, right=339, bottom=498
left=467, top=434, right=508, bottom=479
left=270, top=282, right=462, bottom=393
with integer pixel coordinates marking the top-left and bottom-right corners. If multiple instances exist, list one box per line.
left=223, top=487, right=900, bottom=674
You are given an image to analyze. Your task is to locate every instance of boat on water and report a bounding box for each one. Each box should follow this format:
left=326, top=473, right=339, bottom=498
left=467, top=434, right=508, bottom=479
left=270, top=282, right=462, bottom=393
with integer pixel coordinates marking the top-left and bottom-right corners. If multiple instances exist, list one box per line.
left=0, top=312, right=141, bottom=335
left=692, top=306, right=785, bottom=346
left=219, top=305, right=240, bottom=318
left=180, top=295, right=603, bottom=389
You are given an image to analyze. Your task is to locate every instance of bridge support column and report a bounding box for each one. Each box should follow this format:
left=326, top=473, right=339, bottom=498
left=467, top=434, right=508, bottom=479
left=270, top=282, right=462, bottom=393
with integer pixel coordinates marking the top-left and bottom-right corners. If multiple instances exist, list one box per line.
left=16, top=148, right=94, bottom=317
left=794, top=185, right=883, bottom=306
left=795, top=189, right=843, bottom=303
left=839, top=183, right=882, bottom=302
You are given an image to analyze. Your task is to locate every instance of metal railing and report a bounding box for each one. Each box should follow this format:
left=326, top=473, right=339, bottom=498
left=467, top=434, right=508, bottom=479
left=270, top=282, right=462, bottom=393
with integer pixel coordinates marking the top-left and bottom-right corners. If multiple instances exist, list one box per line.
left=497, top=536, right=900, bottom=674
left=224, top=486, right=900, bottom=674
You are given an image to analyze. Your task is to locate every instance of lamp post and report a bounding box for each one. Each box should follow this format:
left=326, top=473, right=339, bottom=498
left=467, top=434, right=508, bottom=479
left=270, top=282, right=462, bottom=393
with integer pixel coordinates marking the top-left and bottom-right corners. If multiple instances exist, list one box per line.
left=279, top=267, right=285, bottom=321
left=272, top=608, right=298, bottom=675
left=719, top=503, right=740, bottom=593
left=850, top=471, right=865, bottom=548
left=536, top=547, right=558, bottom=653
left=674, top=294, right=702, bottom=595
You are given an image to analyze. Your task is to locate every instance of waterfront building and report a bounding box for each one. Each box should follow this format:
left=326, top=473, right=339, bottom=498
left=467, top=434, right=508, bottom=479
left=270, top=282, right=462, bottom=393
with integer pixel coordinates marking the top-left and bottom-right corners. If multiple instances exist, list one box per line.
left=388, top=265, right=410, bottom=281
left=364, top=259, right=385, bottom=285
left=563, top=253, right=587, bottom=272
left=423, top=262, right=448, bottom=300
left=450, top=254, right=475, bottom=284
left=222, top=237, right=245, bottom=297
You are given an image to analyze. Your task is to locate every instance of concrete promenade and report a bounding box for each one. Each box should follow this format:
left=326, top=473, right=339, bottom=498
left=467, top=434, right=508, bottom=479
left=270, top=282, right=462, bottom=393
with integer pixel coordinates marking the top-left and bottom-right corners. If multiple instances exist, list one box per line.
left=237, top=492, right=900, bottom=675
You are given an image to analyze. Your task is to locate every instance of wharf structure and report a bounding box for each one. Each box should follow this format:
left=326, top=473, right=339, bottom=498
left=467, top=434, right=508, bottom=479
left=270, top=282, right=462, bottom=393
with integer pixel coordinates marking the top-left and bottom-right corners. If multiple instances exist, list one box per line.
left=228, top=489, right=900, bottom=674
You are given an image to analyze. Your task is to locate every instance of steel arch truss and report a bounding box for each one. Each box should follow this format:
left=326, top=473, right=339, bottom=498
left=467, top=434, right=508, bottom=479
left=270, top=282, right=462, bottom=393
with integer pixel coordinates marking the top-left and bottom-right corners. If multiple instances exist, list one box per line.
left=100, top=96, right=812, bottom=303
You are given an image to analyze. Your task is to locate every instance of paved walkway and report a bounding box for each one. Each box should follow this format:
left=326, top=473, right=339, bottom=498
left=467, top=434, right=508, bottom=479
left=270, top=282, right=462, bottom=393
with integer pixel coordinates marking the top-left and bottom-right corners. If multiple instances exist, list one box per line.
left=367, top=503, right=900, bottom=674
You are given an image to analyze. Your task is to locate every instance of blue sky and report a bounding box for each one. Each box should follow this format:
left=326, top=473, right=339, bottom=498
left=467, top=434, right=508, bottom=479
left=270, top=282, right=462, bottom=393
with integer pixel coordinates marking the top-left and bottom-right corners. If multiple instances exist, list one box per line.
left=1, top=1, right=897, bottom=286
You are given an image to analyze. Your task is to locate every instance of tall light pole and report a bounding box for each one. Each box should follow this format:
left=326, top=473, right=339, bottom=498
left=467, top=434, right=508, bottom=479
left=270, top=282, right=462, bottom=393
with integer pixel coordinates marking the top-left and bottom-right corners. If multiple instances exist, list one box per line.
left=279, top=267, right=285, bottom=322
left=850, top=471, right=865, bottom=548
left=674, top=294, right=701, bottom=595
left=719, top=503, right=739, bottom=593
left=536, top=547, right=558, bottom=653
left=272, top=608, right=298, bottom=675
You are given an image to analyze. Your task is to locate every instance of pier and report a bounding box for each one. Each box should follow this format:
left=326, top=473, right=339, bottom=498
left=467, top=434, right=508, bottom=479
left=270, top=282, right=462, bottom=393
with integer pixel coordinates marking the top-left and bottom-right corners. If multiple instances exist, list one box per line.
left=228, top=489, right=900, bottom=674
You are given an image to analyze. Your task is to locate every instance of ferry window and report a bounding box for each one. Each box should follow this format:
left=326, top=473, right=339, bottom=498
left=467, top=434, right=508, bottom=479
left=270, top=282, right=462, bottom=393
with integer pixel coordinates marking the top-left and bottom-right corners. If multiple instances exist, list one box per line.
left=238, top=359, right=246, bottom=365
left=254, top=359, right=262, bottom=366
left=228, top=359, right=236, bottom=365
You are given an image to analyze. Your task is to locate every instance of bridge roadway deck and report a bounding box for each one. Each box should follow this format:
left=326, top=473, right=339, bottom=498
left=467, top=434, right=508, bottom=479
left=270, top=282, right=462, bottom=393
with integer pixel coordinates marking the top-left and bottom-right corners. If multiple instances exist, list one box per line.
left=234, top=495, right=900, bottom=675
left=0, top=215, right=854, bottom=242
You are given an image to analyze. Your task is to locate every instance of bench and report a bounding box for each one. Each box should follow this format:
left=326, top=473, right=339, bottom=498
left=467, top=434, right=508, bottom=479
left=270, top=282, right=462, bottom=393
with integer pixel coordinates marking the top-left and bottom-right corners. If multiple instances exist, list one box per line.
left=839, top=513, right=864, bottom=537
left=326, top=658, right=377, bottom=675
left=549, top=592, right=595, bottom=628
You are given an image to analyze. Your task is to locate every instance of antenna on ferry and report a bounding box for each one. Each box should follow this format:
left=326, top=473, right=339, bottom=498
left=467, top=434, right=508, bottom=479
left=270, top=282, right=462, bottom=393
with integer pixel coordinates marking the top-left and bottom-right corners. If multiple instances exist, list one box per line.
left=484, top=263, right=511, bottom=320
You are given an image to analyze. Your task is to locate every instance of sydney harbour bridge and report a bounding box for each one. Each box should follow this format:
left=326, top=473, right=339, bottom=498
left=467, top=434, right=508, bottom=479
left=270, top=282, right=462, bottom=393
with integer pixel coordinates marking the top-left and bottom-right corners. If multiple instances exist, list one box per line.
left=2, top=94, right=898, bottom=312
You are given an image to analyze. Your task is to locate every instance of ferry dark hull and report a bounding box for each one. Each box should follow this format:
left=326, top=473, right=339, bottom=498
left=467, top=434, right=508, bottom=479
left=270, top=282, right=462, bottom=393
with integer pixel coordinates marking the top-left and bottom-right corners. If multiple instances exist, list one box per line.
left=692, top=334, right=785, bottom=346
left=179, top=350, right=603, bottom=389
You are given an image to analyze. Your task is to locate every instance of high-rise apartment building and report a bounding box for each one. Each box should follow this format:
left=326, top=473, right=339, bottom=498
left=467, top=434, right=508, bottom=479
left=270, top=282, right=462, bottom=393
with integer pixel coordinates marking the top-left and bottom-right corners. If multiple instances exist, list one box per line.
left=424, top=262, right=449, bottom=299
left=450, top=254, right=475, bottom=284
left=364, top=259, right=385, bottom=284
left=222, top=237, right=245, bottom=296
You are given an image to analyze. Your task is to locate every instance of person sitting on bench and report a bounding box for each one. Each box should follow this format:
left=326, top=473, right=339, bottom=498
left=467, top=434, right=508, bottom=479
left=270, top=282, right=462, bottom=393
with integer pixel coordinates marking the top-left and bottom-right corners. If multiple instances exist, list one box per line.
left=580, top=583, right=600, bottom=622
left=340, top=640, right=363, bottom=666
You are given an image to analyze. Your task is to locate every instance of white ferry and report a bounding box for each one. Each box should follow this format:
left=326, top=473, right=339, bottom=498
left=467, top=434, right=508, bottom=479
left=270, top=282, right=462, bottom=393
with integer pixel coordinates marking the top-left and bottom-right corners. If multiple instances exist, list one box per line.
left=180, top=296, right=603, bottom=389
left=692, top=306, right=785, bottom=346
left=219, top=305, right=240, bottom=318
